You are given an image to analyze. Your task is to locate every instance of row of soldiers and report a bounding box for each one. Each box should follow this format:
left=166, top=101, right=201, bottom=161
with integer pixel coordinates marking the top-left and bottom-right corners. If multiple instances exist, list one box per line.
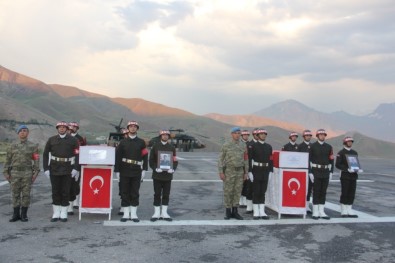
left=218, top=127, right=362, bottom=220
left=3, top=121, right=361, bottom=222
left=3, top=122, right=86, bottom=222
left=3, top=121, right=178, bottom=223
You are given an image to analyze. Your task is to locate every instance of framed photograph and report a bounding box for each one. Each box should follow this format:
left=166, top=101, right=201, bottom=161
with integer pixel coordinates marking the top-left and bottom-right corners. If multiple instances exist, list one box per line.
left=158, top=151, right=173, bottom=170
left=345, top=154, right=361, bottom=171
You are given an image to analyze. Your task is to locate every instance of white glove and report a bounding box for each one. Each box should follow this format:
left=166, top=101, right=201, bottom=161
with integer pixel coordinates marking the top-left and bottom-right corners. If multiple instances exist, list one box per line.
left=348, top=168, right=355, bottom=173
left=141, top=170, right=146, bottom=182
left=308, top=173, right=314, bottom=183
left=71, top=169, right=78, bottom=178
left=74, top=171, right=80, bottom=182
left=167, top=169, right=174, bottom=174
left=44, top=170, right=50, bottom=179
left=155, top=168, right=163, bottom=173
left=329, top=172, right=333, bottom=181
left=248, top=172, right=254, bottom=182
left=115, top=172, right=120, bottom=180
left=358, top=169, right=363, bottom=173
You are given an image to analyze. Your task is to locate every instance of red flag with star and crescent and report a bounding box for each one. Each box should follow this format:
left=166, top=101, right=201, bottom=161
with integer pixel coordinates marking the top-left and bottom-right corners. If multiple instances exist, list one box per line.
left=81, top=167, right=112, bottom=208
left=282, top=170, right=307, bottom=208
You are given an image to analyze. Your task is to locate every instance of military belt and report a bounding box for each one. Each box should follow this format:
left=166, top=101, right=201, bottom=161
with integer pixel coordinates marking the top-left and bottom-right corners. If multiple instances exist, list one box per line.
left=13, top=167, right=31, bottom=171
left=51, top=156, right=75, bottom=162
left=122, top=158, right=142, bottom=165
left=311, top=163, right=330, bottom=169
left=228, top=166, right=244, bottom=171
left=253, top=161, right=269, bottom=167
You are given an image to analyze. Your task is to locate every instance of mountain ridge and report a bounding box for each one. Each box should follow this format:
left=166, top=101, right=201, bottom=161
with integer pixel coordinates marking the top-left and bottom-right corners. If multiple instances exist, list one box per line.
left=1, top=65, right=395, bottom=157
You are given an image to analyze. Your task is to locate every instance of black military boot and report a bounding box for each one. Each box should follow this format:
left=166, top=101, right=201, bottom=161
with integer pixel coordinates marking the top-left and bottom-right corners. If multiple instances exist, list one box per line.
left=9, top=206, right=21, bottom=222
left=224, top=208, right=232, bottom=220
left=231, top=207, right=244, bottom=220
left=21, top=207, right=29, bottom=222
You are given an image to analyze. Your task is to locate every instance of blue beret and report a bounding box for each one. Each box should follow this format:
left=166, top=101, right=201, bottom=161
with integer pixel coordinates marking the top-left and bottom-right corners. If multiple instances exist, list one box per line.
left=16, top=125, right=29, bottom=134
left=230, top=127, right=241, bottom=133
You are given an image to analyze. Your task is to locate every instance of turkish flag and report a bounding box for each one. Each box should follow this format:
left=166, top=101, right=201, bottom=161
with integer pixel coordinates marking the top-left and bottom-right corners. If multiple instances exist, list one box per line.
left=282, top=170, right=307, bottom=208
left=81, top=167, right=112, bottom=208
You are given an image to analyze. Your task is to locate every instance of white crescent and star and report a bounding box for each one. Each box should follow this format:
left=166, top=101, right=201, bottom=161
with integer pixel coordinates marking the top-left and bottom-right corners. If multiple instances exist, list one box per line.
left=89, top=175, right=104, bottom=195
left=288, top=178, right=301, bottom=195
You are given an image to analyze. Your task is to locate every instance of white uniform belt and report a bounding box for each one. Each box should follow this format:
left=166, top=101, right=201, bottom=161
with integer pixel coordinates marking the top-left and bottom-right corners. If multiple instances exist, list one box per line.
left=253, top=161, right=269, bottom=167
left=122, top=158, right=142, bottom=165
left=51, top=156, right=75, bottom=162
left=311, top=163, right=330, bottom=169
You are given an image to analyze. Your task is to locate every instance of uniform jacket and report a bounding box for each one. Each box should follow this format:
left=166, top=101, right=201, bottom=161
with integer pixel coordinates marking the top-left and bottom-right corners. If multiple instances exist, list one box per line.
left=149, top=142, right=178, bottom=181
left=282, top=142, right=298, bottom=152
left=218, top=140, right=248, bottom=174
left=335, top=147, right=359, bottom=180
left=248, top=141, right=273, bottom=178
left=3, top=140, right=40, bottom=178
left=309, top=141, right=334, bottom=178
left=74, top=133, right=87, bottom=146
left=115, top=136, right=148, bottom=177
left=43, top=134, right=80, bottom=176
left=298, top=141, right=311, bottom=153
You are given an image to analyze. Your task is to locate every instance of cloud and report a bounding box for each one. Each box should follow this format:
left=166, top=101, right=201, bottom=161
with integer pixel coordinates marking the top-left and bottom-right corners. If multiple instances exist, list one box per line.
left=0, top=0, right=394, bottom=116
left=117, top=0, right=194, bottom=31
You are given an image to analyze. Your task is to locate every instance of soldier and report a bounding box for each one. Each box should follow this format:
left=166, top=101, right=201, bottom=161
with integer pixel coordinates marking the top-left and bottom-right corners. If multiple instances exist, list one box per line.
left=218, top=127, right=248, bottom=220
left=43, top=121, right=80, bottom=222
left=3, top=125, right=39, bottom=222
left=114, top=121, right=148, bottom=222
left=122, top=128, right=129, bottom=138
left=117, top=128, right=130, bottom=216
left=149, top=129, right=178, bottom=222
left=335, top=136, right=362, bottom=218
left=239, top=130, right=250, bottom=208
left=298, top=129, right=313, bottom=213
left=309, top=129, right=334, bottom=220
left=282, top=132, right=299, bottom=152
left=245, top=128, right=259, bottom=214
left=248, top=129, right=273, bottom=220
left=67, top=121, right=87, bottom=214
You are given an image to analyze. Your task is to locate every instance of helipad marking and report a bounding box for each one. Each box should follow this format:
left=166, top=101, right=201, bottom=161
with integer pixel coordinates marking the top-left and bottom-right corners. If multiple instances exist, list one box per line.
left=104, top=217, right=395, bottom=227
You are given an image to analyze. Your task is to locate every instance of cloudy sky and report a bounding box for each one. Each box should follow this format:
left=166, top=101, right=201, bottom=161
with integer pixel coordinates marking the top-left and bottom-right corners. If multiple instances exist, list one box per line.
left=1, top=0, right=394, bottom=115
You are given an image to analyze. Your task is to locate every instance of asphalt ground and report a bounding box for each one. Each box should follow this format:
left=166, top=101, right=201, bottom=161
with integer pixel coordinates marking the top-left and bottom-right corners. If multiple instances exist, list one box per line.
left=0, top=152, right=394, bottom=263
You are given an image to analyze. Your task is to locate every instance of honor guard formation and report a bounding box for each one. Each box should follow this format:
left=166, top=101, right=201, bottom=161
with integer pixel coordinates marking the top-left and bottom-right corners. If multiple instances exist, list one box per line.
left=3, top=121, right=363, bottom=223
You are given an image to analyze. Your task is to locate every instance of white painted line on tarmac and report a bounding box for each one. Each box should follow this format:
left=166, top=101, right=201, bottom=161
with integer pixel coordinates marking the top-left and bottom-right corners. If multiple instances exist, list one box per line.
left=325, top=201, right=377, bottom=219
left=374, top=173, right=395, bottom=177
left=0, top=181, right=9, bottom=187
left=330, top=180, right=374, bottom=183
left=104, top=217, right=395, bottom=227
left=113, top=179, right=223, bottom=182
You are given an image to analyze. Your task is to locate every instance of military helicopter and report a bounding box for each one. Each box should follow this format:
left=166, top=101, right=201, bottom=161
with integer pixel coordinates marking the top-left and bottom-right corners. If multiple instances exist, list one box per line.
left=148, top=128, right=206, bottom=152
left=107, top=118, right=127, bottom=147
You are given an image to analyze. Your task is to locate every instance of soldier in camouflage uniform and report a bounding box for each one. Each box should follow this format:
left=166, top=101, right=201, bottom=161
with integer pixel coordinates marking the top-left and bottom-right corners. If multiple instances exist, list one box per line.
left=3, top=125, right=40, bottom=222
left=239, top=130, right=250, bottom=208
left=218, top=127, right=248, bottom=220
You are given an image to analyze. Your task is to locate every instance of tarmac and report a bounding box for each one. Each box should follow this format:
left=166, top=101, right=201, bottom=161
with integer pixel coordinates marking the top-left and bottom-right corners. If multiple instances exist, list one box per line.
left=0, top=152, right=394, bottom=263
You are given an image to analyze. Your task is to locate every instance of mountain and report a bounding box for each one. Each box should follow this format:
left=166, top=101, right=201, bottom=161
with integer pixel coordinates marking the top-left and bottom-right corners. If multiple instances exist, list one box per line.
left=253, top=99, right=395, bottom=142
left=204, top=113, right=304, bottom=132
left=112, top=98, right=195, bottom=117
left=1, top=65, right=395, bottom=157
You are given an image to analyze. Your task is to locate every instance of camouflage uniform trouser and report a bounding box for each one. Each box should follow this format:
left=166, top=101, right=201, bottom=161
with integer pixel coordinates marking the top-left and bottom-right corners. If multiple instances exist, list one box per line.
left=223, top=169, right=244, bottom=208
left=10, top=176, right=32, bottom=207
